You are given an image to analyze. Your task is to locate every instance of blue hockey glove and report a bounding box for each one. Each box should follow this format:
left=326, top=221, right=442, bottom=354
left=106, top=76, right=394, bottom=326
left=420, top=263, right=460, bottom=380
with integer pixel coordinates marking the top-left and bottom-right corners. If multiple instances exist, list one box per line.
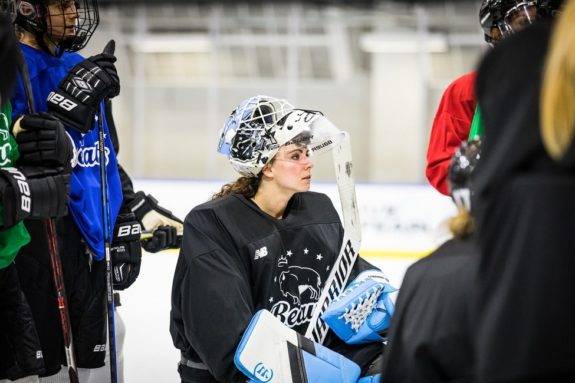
left=322, top=270, right=396, bottom=345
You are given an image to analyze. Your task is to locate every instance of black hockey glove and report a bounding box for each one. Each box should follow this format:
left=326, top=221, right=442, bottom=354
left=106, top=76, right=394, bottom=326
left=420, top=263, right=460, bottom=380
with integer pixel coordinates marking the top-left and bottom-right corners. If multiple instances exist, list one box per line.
left=47, top=40, right=120, bottom=133
left=11, top=113, right=74, bottom=170
left=0, top=166, right=70, bottom=229
left=128, top=191, right=183, bottom=253
left=111, top=213, right=142, bottom=290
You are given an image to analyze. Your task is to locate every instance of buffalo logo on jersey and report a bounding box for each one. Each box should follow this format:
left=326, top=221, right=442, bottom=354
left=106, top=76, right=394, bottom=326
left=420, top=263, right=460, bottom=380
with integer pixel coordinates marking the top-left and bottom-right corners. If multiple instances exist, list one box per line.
left=269, top=247, right=325, bottom=330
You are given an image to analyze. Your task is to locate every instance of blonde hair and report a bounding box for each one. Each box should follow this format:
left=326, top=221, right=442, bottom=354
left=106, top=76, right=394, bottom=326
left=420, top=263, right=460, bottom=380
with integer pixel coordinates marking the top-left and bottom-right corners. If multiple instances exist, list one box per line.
left=541, top=0, right=575, bottom=160
left=448, top=207, right=475, bottom=239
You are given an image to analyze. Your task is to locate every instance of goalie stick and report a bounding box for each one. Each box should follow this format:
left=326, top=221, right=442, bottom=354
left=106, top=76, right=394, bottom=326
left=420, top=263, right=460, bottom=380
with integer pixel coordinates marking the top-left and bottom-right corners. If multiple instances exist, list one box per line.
left=15, top=46, right=79, bottom=383
left=304, top=132, right=362, bottom=344
left=98, top=40, right=118, bottom=383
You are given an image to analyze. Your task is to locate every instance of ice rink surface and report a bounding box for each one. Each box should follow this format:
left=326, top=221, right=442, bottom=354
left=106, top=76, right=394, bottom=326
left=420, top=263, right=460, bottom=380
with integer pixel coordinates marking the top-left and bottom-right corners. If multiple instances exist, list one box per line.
left=118, top=178, right=453, bottom=382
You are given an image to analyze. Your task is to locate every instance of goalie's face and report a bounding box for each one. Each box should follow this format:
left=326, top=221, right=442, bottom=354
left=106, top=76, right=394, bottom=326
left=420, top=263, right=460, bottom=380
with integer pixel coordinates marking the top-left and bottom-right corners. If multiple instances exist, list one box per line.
left=45, top=0, right=78, bottom=41
left=263, top=143, right=314, bottom=194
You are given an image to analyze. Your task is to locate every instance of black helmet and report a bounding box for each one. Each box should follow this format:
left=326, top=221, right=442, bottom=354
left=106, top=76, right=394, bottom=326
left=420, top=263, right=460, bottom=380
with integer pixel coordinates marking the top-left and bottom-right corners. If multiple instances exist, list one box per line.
left=15, top=0, right=99, bottom=55
left=0, top=0, right=16, bottom=22
left=448, top=138, right=482, bottom=211
left=1, top=1, right=18, bottom=105
left=479, top=0, right=564, bottom=45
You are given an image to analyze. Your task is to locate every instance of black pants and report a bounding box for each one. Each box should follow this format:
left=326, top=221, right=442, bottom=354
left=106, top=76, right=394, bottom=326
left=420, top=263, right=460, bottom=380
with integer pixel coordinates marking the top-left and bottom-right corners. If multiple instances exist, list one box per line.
left=16, top=217, right=107, bottom=376
left=0, top=263, right=45, bottom=380
left=178, top=363, right=220, bottom=383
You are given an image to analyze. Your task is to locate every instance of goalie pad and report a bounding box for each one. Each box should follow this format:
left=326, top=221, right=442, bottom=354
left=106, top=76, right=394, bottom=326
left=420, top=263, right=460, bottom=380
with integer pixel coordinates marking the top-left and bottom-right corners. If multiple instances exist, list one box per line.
left=235, top=309, right=361, bottom=383
left=322, top=270, right=396, bottom=345
left=358, top=374, right=381, bottom=383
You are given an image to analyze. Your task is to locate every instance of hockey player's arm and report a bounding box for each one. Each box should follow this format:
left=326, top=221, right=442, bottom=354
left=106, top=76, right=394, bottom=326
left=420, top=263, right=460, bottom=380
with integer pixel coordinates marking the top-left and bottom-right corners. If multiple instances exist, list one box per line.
left=172, top=216, right=254, bottom=382
left=322, top=269, right=396, bottom=345
left=235, top=309, right=362, bottom=383
left=117, top=167, right=183, bottom=253
left=128, top=190, right=183, bottom=252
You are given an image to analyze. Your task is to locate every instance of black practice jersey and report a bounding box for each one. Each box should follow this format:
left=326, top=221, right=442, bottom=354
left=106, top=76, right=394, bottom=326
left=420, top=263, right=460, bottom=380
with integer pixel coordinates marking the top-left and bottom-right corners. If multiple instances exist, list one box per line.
left=170, top=191, right=380, bottom=382
left=381, top=238, right=479, bottom=383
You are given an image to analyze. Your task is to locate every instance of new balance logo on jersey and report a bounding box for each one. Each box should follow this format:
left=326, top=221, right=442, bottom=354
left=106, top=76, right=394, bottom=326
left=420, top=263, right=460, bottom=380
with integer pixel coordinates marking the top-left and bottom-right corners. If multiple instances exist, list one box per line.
left=93, top=344, right=106, bottom=352
left=47, top=91, right=78, bottom=111
left=254, top=246, right=268, bottom=260
left=36, top=350, right=44, bottom=359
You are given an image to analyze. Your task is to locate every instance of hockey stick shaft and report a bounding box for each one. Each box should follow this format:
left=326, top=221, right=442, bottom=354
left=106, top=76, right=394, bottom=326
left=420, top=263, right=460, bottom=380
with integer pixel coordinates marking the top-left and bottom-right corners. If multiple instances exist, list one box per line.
left=304, top=133, right=362, bottom=344
left=94, top=39, right=118, bottom=383
left=15, top=47, right=79, bottom=383
left=98, top=105, right=118, bottom=383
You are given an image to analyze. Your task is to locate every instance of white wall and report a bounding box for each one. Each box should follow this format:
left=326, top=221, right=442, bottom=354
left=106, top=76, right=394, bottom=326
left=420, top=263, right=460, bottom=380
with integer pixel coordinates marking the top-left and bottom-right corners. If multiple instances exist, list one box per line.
left=119, top=178, right=454, bottom=382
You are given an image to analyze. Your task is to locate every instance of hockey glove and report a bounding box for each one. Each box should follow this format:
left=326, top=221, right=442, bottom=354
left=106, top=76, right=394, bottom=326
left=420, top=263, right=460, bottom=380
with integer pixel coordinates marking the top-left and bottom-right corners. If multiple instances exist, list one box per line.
left=0, top=166, right=70, bottom=229
left=47, top=41, right=120, bottom=133
left=322, top=270, right=397, bottom=345
left=128, top=191, right=183, bottom=253
left=111, top=213, right=142, bottom=290
left=11, top=113, right=75, bottom=170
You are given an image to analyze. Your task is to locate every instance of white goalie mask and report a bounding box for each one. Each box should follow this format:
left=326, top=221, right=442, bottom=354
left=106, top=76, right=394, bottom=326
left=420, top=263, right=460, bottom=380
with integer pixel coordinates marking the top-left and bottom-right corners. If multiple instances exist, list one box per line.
left=218, top=95, right=346, bottom=177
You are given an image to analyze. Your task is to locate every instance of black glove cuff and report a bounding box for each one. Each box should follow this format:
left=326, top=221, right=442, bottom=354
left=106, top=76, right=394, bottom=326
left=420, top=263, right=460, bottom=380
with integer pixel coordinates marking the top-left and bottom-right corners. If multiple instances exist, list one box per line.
left=0, top=167, right=30, bottom=228
left=112, top=212, right=142, bottom=242
left=128, top=191, right=160, bottom=224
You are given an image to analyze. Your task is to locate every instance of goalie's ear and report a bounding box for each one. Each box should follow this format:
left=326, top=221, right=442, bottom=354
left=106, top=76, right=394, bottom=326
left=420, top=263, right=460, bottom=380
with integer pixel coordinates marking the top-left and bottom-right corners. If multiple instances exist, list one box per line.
left=261, top=162, right=274, bottom=178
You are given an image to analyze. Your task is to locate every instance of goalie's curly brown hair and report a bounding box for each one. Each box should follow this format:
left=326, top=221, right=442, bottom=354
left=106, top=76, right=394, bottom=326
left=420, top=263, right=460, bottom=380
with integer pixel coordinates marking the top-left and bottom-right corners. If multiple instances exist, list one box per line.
left=211, top=175, right=262, bottom=200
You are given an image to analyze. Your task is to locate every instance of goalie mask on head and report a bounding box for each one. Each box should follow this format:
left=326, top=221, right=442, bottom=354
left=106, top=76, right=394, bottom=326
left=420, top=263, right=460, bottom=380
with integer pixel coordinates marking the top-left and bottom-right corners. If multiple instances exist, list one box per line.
left=479, top=0, right=563, bottom=45
left=448, top=138, right=482, bottom=212
left=218, top=95, right=345, bottom=177
left=15, top=0, right=99, bottom=55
